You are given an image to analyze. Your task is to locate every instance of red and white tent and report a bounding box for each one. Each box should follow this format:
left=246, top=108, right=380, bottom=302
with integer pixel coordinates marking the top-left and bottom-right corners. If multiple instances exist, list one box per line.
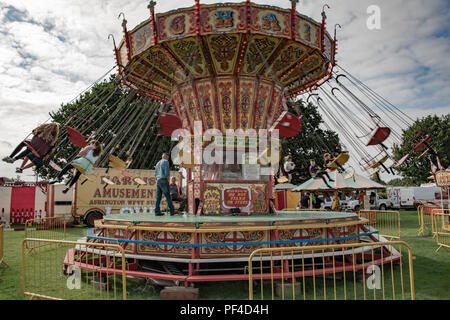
left=0, top=183, right=47, bottom=225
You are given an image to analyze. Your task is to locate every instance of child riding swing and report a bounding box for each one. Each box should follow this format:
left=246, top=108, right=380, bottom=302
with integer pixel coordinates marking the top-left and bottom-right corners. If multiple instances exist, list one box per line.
left=309, top=159, right=334, bottom=188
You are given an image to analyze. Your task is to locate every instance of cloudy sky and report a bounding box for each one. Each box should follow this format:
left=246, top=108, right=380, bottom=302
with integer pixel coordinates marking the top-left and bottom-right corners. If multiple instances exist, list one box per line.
left=0, top=0, right=449, bottom=180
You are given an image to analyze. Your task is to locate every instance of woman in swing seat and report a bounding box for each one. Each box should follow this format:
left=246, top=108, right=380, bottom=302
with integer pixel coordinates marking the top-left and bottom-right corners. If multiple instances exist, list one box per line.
left=309, top=159, right=334, bottom=188
left=3, top=123, right=59, bottom=164
left=50, top=140, right=103, bottom=193
left=7, top=123, right=60, bottom=173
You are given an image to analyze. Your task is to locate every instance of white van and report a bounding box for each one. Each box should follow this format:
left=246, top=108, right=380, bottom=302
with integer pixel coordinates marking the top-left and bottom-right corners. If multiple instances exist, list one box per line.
left=387, top=186, right=441, bottom=209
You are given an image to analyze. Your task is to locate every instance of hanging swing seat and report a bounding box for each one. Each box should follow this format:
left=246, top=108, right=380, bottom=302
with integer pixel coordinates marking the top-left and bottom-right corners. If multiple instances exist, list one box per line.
left=108, top=155, right=127, bottom=170
left=22, top=141, right=42, bottom=158
left=65, top=126, right=87, bottom=148
left=417, top=148, right=429, bottom=159
left=395, top=154, right=409, bottom=167
left=102, top=177, right=115, bottom=186
left=413, top=135, right=431, bottom=152
left=344, top=167, right=355, bottom=180
left=327, top=153, right=350, bottom=169
left=271, top=111, right=302, bottom=138
left=277, top=176, right=289, bottom=183
left=158, top=113, right=183, bottom=137
left=133, top=177, right=147, bottom=185
left=365, top=155, right=388, bottom=170
left=366, top=127, right=391, bottom=146
left=48, top=160, right=94, bottom=182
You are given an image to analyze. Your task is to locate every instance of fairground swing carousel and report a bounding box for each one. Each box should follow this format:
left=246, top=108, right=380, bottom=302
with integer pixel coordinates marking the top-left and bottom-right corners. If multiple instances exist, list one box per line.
left=64, top=0, right=404, bottom=290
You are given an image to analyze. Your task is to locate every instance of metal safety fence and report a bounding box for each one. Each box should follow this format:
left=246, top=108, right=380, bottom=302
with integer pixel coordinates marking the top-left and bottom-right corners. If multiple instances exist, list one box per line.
left=418, top=205, right=440, bottom=236
left=431, top=210, right=450, bottom=252
left=417, top=205, right=423, bottom=226
left=358, top=210, right=401, bottom=239
left=25, top=217, right=67, bottom=248
left=248, top=241, right=414, bottom=300
left=22, top=239, right=127, bottom=300
left=0, top=225, right=6, bottom=269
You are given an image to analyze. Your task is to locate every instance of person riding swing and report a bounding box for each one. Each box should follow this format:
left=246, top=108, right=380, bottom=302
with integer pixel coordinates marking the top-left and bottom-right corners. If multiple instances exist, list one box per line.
left=2, top=123, right=60, bottom=173
left=324, top=152, right=345, bottom=173
left=49, top=140, right=103, bottom=193
left=309, top=159, right=334, bottom=188
left=283, top=155, right=296, bottom=183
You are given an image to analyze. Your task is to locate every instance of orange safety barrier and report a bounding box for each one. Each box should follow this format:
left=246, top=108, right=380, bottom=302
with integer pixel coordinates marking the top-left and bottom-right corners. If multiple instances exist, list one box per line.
left=22, top=239, right=127, bottom=300
left=431, top=209, right=450, bottom=252
left=25, top=216, right=67, bottom=247
left=358, top=210, right=401, bottom=239
left=418, top=205, right=440, bottom=236
left=248, top=241, right=415, bottom=300
left=0, top=225, right=9, bottom=280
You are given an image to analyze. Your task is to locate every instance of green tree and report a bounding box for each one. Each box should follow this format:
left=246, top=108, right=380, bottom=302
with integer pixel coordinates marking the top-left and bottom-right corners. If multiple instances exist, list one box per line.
left=280, top=100, right=342, bottom=185
left=35, top=75, right=173, bottom=180
left=386, top=177, right=415, bottom=186
left=393, top=114, right=450, bottom=185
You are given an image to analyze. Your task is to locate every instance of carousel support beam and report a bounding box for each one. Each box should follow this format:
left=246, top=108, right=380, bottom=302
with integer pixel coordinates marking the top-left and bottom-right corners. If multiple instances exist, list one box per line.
left=108, top=34, right=121, bottom=75
left=333, top=24, right=341, bottom=66
left=118, top=13, right=132, bottom=62
left=321, top=4, right=330, bottom=53
left=196, top=201, right=203, bottom=216
left=290, top=0, right=299, bottom=40
left=148, top=1, right=158, bottom=44
left=195, top=0, right=201, bottom=35
left=235, top=36, right=248, bottom=75
left=246, top=0, right=251, bottom=33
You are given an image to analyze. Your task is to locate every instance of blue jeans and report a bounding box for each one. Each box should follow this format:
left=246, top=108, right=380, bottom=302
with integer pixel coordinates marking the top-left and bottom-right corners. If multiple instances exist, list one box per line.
left=155, top=179, right=174, bottom=214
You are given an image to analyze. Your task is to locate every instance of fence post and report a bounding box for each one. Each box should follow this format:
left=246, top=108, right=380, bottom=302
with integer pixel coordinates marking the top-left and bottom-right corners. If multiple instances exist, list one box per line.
left=0, top=225, right=8, bottom=274
left=432, top=210, right=450, bottom=252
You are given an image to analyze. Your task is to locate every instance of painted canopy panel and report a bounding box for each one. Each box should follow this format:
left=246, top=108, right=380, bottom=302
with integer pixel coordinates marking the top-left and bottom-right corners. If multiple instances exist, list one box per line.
left=118, top=2, right=334, bottom=133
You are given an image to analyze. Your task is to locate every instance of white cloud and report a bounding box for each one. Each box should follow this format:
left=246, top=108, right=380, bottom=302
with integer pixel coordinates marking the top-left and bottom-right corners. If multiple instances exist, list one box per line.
left=0, top=0, right=449, bottom=180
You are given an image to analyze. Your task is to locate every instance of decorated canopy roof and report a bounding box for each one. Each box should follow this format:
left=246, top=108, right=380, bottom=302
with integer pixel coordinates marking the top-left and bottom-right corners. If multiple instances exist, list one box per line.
left=116, top=1, right=336, bottom=133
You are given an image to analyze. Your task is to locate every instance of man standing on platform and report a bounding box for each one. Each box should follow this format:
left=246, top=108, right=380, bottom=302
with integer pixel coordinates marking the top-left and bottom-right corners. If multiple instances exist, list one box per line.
left=154, top=153, right=175, bottom=216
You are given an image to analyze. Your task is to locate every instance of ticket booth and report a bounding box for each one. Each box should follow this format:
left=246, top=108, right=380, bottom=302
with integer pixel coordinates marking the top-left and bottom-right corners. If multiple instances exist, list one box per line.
left=185, top=137, right=277, bottom=216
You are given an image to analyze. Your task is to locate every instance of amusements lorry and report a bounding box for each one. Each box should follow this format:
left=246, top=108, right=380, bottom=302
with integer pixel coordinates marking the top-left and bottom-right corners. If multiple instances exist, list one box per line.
left=71, top=168, right=182, bottom=227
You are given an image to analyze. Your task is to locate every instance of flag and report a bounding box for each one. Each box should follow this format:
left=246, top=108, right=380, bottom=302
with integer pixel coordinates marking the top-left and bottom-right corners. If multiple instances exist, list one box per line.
left=430, top=159, right=437, bottom=173
left=436, top=156, right=443, bottom=170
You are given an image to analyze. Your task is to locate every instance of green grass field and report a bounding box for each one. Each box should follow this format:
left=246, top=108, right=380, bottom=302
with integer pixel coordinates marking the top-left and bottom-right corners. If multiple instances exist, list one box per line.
left=0, top=210, right=448, bottom=300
